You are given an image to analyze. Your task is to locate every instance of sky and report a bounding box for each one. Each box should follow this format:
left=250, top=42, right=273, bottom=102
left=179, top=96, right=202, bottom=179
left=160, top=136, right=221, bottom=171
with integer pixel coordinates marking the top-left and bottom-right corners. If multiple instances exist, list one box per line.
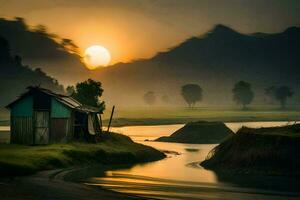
left=0, top=0, right=299, bottom=64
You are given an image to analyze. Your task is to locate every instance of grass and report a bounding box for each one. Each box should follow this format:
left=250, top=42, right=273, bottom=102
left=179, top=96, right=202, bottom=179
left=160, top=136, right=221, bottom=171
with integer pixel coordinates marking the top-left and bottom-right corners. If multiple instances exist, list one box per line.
left=102, top=106, right=300, bottom=126
left=0, top=132, right=165, bottom=176
left=201, top=124, right=300, bottom=175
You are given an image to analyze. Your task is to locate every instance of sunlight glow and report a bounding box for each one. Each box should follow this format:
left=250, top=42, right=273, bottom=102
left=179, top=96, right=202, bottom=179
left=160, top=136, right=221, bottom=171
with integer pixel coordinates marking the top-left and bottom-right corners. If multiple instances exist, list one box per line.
left=84, top=45, right=111, bottom=70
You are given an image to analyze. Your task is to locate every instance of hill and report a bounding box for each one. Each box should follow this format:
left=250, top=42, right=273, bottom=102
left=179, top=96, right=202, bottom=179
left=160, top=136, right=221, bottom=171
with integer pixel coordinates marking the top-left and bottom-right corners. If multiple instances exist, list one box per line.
left=155, top=121, right=234, bottom=144
left=0, top=18, right=89, bottom=85
left=1, top=18, right=299, bottom=106
left=200, top=124, right=300, bottom=174
left=0, top=36, right=64, bottom=106
left=92, top=24, right=300, bottom=106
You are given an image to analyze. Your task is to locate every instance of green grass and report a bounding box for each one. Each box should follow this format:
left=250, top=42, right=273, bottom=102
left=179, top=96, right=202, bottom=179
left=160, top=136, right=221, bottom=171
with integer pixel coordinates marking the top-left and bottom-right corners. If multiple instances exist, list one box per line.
left=102, top=106, right=300, bottom=126
left=201, top=124, right=300, bottom=175
left=0, top=133, right=165, bottom=176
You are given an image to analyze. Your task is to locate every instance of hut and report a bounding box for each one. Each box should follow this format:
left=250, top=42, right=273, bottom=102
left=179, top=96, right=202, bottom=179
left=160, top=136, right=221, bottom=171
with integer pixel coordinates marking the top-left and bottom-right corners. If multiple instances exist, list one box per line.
left=6, top=86, right=103, bottom=145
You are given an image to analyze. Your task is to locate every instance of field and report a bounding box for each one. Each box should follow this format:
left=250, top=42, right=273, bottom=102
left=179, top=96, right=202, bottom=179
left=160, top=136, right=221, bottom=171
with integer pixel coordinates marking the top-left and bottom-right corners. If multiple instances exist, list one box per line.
left=102, top=106, right=300, bottom=126
left=0, top=133, right=165, bottom=176
left=3, top=106, right=300, bottom=127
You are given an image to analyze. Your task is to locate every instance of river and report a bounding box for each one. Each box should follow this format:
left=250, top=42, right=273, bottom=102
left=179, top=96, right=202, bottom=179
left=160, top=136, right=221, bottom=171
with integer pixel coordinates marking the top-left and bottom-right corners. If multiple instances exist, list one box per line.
left=1, top=122, right=299, bottom=199
left=83, top=121, right=300, bottom=200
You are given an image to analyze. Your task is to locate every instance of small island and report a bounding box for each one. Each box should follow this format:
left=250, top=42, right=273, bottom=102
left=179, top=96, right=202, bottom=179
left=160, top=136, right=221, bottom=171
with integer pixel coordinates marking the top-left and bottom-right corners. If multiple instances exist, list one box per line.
left=155, top=121, right=234, bottom=144
left=201, top=124, right=300, bottom=175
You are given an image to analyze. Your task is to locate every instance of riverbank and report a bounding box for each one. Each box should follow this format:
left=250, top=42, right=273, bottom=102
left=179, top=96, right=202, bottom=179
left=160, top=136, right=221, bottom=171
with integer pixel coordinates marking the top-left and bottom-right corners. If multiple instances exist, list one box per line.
left=0, top=132, right=165, bottom=177
left=201, top=124, right=300, bottom=175
left=0, top=167, right=150, bottom=200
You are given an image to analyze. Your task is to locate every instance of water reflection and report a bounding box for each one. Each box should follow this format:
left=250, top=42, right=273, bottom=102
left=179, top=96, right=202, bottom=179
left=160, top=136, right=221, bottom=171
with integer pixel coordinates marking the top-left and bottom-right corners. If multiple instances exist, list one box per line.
left=110, top=121, right=294, bottom=142
left=84, top=121, right=300, bottom=199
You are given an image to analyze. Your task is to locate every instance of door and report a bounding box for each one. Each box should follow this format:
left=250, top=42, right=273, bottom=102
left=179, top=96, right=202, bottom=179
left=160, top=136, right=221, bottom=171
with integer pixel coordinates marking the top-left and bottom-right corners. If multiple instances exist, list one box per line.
left=34, top=111, right=49, bottom=144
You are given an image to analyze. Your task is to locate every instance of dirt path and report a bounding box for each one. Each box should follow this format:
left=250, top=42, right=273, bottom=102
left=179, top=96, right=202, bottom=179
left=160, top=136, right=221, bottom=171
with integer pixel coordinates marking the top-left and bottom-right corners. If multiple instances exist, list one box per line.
left=0, top=169, right=148, bottom=200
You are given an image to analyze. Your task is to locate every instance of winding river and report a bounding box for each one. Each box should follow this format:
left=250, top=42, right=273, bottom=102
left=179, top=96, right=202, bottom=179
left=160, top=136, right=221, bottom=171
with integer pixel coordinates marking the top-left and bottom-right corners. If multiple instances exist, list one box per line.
left=1, top=121, right=299, bottom=199
left=83, top=121, right=300, bottom=200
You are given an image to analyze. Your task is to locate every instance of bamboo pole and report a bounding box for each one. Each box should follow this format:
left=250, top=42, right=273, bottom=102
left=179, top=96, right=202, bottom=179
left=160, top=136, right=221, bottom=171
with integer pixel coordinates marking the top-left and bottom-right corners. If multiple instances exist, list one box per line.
left=107, top=106, right=115, bottom=133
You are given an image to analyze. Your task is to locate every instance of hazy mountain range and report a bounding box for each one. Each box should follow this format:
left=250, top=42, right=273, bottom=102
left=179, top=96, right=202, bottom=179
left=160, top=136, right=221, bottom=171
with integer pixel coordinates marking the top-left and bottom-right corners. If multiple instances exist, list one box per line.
left=92, top=24, right=300, bottom=106
left=0, top=36, right=64, bottom=106
left=0, top=18, right=299, bottom=106
left=0, top=18, right=88, bottom=85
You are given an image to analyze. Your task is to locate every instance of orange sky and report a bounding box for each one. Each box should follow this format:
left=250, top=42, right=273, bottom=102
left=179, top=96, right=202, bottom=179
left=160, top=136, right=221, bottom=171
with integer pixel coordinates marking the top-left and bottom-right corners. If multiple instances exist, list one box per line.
left=1, top=0, right=299, bottom=65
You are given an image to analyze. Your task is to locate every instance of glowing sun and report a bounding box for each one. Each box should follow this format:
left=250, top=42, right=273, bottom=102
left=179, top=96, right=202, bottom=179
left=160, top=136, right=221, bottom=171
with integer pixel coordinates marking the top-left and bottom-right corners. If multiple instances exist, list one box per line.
left=84, top=45, right=111, bottom=70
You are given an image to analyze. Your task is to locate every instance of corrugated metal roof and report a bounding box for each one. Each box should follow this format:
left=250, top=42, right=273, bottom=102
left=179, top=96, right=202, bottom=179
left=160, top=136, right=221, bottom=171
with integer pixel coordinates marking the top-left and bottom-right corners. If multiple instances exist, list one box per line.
left=6, top=86, right=103, bottom=114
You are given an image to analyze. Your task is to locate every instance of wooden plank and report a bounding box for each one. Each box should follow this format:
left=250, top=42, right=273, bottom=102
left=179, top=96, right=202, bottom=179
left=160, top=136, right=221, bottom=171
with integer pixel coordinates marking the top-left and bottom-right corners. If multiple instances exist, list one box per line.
left=10, top=117, right=33, bottom=144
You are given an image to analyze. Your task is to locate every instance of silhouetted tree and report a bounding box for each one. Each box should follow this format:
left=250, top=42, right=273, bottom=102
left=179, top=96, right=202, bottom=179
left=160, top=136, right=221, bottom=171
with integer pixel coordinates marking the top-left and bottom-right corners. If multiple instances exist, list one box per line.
left=232, top=81, right=254, bottom=109
left=264, top=86, right=294, bottom=109
left=181, top=84, right=202, bottom=108
left=144, top=91, right=156, bottom=106
left=275, top=86, right=293, bottom=109
left=70, top=79, right=105, bottom=109
left=264, top=86, right=276, bottom=104
left=66, top=85, right=75, bottom=95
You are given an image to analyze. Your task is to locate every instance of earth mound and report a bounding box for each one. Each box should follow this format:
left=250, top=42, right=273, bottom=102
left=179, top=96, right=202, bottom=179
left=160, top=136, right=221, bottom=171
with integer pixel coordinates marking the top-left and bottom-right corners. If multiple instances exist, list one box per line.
left=155, top=121, right=234, bottom=144
left=201, top=124, right=300, bottom=174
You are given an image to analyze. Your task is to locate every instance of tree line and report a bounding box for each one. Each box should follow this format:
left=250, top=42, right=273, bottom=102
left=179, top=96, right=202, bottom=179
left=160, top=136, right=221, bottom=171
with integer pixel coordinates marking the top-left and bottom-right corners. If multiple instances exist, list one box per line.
left=143, top=81, right=294, bottom=109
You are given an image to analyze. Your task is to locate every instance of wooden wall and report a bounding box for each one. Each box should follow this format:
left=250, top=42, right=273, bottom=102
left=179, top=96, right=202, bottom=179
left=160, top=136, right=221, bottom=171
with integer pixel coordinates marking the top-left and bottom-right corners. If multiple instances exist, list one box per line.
left=48, top=98, right=73, bottom=142
left=10, top=117, right=33, bottom=144
left=10, top=96, right=34, bottom=144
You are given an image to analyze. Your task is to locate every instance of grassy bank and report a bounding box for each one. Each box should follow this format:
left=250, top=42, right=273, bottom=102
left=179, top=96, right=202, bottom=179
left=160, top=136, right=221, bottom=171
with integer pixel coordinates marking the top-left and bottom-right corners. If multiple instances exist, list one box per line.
left=0, top=133, right=165, bottom=177
left=201, top=124, right=300, bottom=175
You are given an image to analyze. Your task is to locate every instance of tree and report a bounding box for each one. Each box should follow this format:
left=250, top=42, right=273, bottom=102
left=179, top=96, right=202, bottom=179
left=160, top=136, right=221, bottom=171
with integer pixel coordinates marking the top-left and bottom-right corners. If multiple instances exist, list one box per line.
left=181, top=84, right=202, bottom=108
left=66, top=85, right=75, bottom=95
left=143, top=91, right=156, bottom=106
left=264, top=86, right=294, bottom=109
left=70, top=79, right=105, bottom=109
left=232, top=81, right=254, bottom=109
left=264, top=86, right=276, bottom=104
left=274, top=86, right=293, bottom=109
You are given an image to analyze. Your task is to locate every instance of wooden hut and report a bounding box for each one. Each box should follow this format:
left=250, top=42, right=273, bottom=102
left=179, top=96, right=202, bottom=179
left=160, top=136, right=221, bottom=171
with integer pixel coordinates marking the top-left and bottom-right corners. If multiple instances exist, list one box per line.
left=6, top=86, right=103, bottom=145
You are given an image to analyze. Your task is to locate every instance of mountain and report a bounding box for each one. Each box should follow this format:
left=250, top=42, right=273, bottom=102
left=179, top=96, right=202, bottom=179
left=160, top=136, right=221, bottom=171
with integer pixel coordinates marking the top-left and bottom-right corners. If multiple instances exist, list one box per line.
left=0, top=36, right=64, bottom=106
left=91, top=24, right=300, bottom=106
left=0, top=18, right=89, bottom=85
left=1, top=18, right=299, bottom=106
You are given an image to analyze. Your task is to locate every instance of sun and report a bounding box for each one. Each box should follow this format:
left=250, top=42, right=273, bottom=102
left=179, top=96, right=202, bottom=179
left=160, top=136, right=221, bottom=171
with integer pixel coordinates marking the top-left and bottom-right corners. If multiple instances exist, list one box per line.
left=84, top=45, right=111, bottom=70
